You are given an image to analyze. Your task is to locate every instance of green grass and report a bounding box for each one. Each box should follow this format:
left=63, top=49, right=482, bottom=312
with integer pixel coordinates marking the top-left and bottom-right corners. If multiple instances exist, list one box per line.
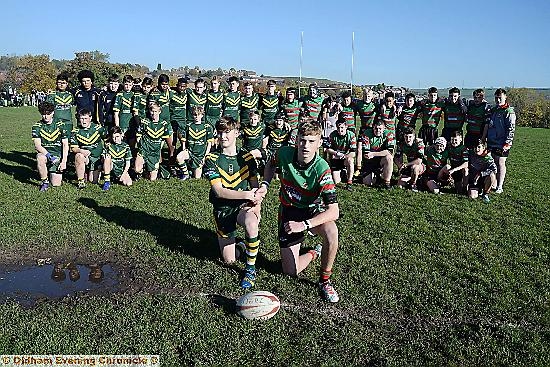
left=0, top=106, right=549, bottom=366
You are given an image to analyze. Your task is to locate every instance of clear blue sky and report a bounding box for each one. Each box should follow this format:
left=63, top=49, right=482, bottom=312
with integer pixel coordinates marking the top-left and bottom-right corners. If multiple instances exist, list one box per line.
left=3, top=0, right=549, bottom=88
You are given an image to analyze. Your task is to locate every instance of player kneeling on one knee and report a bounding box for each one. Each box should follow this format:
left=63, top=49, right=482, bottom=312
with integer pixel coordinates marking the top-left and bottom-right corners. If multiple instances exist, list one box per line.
left=101, top=126, right=133, bottom=190
left=447, top=130, right=469, bottom=194
left=468, top=139, right=497, bottom=203
left=32, top=101, right=69, bottom=191
left=396, top=127, right=425, bottom=191
left=421, top=137, right=451, bottom=194
left=176, top=105, right=213, bottom=179
left=203, top=117, right=264, bottom=290
left=256, top=122, right=341, bottom=303
left=356, top=120, right=395, bottom=189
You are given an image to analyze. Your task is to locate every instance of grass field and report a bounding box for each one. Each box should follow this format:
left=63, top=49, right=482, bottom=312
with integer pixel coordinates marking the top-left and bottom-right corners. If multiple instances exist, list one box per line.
left=0, top=106, right=549, bottom=366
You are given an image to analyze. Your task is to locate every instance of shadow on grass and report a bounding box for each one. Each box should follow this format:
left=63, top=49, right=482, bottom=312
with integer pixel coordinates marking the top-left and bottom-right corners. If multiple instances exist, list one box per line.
left=77, top=198, right=280, bottom=276
left=0, top=150, right=37, bottom=185
left=79, top=197, right=220, bottom=261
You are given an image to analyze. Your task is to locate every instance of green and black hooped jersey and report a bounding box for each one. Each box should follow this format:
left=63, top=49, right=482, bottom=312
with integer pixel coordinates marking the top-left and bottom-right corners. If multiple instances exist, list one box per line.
left=400, top=139, right=425, bottom=163
left=103, top=141, right=131, bottom=175
left=184, top=122, right=214, bottom=158
left=204, top=150, right=259, bottom=210
left=186, top=91, right=207, bottom=123
left=260, top=93, right=280, bottom=124
left=169, top=90, right=188, bottom=123
left=205, top=90, right=224, bottom=121
left=281, top=99, right=301, bottom=128
left=223, top=91, right=241, bottom=120
left=466, top=101, right=490, bottom=135
left=265, top=127, right=289, bottom=153
left=355, top=100, right=378, bottom=131
left=241, top=123, right=265, bottom=152
left=421, top=100, right=445, bottom=128
left=328, top=130, right=357, bottom=154
left=274, top=146, right=337, bottom=209
left=137, top=118, right=173, bottom=151
left=443, top=101, right=466, bottom=130
left=147, top=88, right=171, bottom=123
left=70, top=123, right=106, bottom=158
left=398, top=105, right=420, bottom=131
left=423, top=145, right=449, bottom=175
left=46, top=91, right=73, bottom=124
left=360, top=129, right=396, bottom=154
left=240, top=93, right=260, bottom=124
left=31, top=121, right=68, bottom=157
left=112, top=91, right=134, bottom=131
left=447, top=144, right=468, bottom=167
left=300, top=95, right=324, bottom=120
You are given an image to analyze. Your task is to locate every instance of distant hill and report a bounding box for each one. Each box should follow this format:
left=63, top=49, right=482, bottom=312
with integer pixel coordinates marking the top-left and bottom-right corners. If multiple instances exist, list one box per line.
left=272, top=76, right=346, bottom=86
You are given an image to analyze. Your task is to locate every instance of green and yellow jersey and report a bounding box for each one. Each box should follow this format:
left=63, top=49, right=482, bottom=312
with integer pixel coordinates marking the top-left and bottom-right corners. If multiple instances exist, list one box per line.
left=112, top=91, right=134, bottom=131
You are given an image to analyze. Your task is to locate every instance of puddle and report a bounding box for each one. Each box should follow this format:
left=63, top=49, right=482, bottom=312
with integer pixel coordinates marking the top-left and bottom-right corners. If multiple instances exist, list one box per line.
left=0, top=263, right=119, bottom=306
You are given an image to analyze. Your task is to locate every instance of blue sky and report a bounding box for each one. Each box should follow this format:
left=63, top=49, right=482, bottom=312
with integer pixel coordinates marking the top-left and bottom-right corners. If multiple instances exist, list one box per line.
left=3, top=0, right=549, bottom=88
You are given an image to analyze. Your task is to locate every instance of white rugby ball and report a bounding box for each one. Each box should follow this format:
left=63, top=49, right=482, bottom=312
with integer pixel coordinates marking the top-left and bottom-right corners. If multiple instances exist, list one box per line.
left=236, top=291, right=280, bottom=320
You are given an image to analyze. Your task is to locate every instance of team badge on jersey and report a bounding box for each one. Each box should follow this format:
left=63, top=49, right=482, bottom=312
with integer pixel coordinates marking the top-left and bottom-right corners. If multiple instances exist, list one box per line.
left=228, top=164, right=234, bottom=175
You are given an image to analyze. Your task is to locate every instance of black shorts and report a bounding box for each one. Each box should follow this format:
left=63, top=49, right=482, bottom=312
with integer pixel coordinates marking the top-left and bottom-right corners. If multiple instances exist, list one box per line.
left=489, top=147, right=510, bottom=158
left=361, top=157, right=382, bottom=176
left=468, top=172, right=489, bottom=190
left=278, top=205, right=320, bottom=248
left=329, top=158, right=345, bottom=171
left=451, top=169, right=465, bottom=182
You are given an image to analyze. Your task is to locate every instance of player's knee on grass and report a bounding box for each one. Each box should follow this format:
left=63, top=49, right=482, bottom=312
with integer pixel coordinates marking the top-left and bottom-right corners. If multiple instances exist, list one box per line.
left=149, top=170, right=158, bottom=181
left=50, top=173, right=63, bottom=186
left=280, top=247, right=299, bottom=277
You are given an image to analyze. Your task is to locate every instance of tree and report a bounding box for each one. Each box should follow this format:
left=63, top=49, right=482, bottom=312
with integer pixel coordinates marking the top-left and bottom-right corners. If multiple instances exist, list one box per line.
left=64, top=51, right=112, bottom=88
left=7, top=54, right=56, bottom=93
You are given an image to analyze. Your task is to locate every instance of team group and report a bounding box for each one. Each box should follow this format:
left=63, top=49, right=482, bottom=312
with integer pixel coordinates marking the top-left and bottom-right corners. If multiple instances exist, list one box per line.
left=31, top=70, right=516, bottom=301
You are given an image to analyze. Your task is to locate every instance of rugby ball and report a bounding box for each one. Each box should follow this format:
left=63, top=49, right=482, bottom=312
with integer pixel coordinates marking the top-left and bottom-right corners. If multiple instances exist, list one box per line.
left=236, top=291, right=280, bottom=320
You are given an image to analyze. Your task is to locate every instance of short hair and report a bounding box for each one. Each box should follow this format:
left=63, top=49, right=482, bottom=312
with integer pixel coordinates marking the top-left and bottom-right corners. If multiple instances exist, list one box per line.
left=133, top=77, right=142, bottom=85
left=363, top=87, right=372, bottom=94
left=275, top=111, right=286, bottom=120
left=267, top=80, right=276, bottom=86
left=149, top=101, right=161, bottom=110
left=109, top=126, right=123, bottom=137
left=243, top=81, right=253, bottom=88
left=286, top=88, right=296, bottom=95
left=210, top=76, right=220, bottom=83
left=428, top=87, right=438, bottom=94
left=56, top=73, right=69, bottom=82
left=77, top=69, right=94, bottom=82
left=228, top=76, right=239, bottom=84
left=494, top=88, right=507, bottom=96
left=192, top=105, right=204, bottom=115
left=473, top=88, right=485, bottom=97
left=385, top=92, right=395, bottom=100
left=405, top=93, right=415, bottom=100
left=217, top=116, right=240, bottom=131
left=108, top=73, right=119, bottom=82
left=195, top=78, right=205, bottom=86
left=475, top=138, right=486, bottom=147
left=38, top=101, right=55, bottom=115
left=450, top=130, right=463, bottom=138
left=248, top=110, right=260, bottom=119
left=142, top=77, right=153, bottom=86
left=78, top=108, right=92, bottom=117
left=449, top=87, right=460, bottom=95
left=158, top=74, right=169, bottom=84
left=403, top=127, right=415, bottom=136
left=373, top=119, right=385, bottom=127
left=336, top=117, right=347, bottom=126
left=341, top=91, right=352, bottom=98
left=122, top=75, right=133, bottom=83
left=298, top=122, right=322, bottom=137
left=177, top=77, right=188, bottom=85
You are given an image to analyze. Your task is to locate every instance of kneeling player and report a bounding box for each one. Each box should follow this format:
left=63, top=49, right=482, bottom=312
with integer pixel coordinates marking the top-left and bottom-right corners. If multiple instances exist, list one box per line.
left=356, top=120, right=395, bottom=189
left=257, top=122, right=341, bottom=303
left=447, top=130, right=469, bottom=194
left=421, top=137, right=450, bottom=194
left=325, top=118, right=356, bottom=190
left=32, top=102, right=69, bottom=191
left=134, top=102, right=174, bottom=181
left=203, top=117, right=263, bottom=289
left=468, top=139, right=497, bottom=203
left=396, top=127, right=425, bottom=191
left=102, top=127, right=133, bottom=190
left=176, top=106, right=213, bottom=179
left=71, top=108, right=105, bottom=189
